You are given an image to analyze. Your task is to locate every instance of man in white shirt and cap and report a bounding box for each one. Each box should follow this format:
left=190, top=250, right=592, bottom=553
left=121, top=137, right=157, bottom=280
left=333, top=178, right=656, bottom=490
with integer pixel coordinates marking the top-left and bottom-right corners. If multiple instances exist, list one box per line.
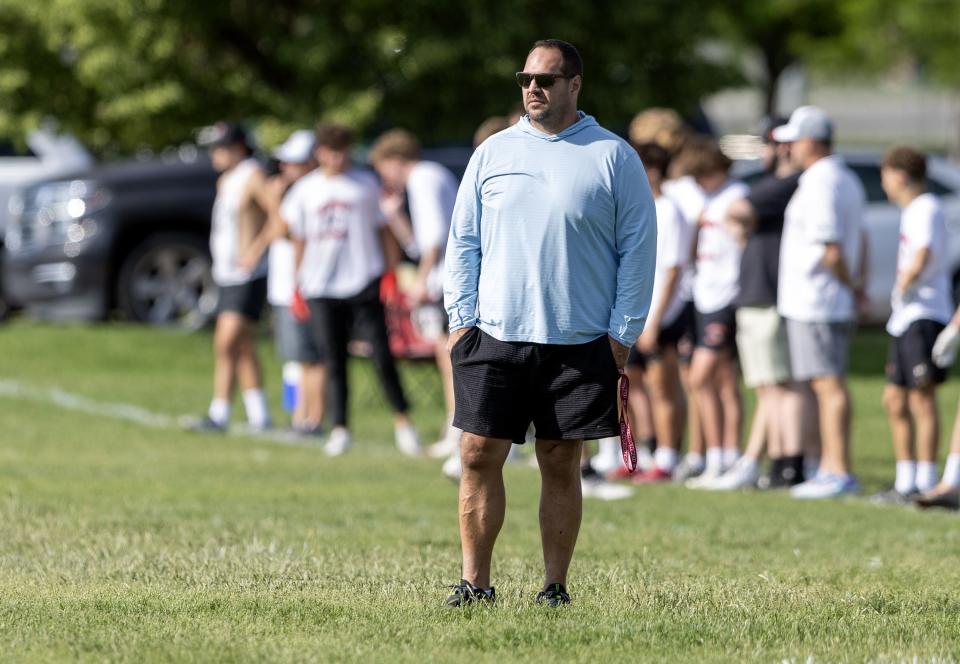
left=773, top=106, right=866, bottom=499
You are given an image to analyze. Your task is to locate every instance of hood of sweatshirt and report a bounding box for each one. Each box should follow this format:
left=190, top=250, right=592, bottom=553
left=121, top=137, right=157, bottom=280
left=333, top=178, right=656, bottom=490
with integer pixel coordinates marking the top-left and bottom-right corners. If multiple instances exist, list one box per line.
left=517, top=111, right=598, bottom=141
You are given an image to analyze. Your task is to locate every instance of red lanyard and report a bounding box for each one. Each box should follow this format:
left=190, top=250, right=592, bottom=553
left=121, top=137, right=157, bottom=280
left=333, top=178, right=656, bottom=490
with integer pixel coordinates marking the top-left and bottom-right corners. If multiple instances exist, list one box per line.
left=618, top=369, right=637, bottom=472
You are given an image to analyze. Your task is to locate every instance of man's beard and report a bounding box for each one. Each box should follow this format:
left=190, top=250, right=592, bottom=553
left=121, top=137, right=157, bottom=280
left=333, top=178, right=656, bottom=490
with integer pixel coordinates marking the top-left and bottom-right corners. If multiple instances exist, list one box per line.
left=526, top=99, right=552, bottom=123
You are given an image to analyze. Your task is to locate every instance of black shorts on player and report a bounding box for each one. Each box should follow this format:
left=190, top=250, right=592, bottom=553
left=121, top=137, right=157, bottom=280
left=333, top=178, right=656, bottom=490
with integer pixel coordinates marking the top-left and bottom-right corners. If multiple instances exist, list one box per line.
left=627, top=301, right=695, bottom=368
left=451, top=328, right=619, bottom=444
left=695, top=305, right=737, bottom=352
left=218, top=277, right=267, bottom=322
left=885, top=319, right=948, bottom=388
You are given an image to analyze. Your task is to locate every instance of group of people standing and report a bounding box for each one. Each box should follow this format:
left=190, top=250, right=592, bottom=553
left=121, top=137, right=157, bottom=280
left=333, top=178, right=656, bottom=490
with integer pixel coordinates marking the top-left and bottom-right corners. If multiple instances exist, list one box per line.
left=180, top=38, right=960, bottom=608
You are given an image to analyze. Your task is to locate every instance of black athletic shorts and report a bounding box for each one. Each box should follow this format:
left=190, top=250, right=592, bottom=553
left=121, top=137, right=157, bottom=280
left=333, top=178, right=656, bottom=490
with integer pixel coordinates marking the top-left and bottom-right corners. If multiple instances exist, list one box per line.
left=885, top=319, right=948, bottom=388
left=218, top=277, right=267, bottom=322
left=627, top=301, right=696, bottom=368
left=451, top=328, right=620, bottom=444
left=695, top=305, right=737, bottom=352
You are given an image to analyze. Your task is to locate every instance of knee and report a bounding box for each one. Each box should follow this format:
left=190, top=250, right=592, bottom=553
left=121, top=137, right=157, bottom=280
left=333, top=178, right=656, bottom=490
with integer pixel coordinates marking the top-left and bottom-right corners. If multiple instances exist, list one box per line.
left=882, top=387, right=908, bottom=417
left=908, top=388, right=937, bottom=415
left=536, top=443, right=581, bottom=478
left=461, top=435, right=506, bottom=473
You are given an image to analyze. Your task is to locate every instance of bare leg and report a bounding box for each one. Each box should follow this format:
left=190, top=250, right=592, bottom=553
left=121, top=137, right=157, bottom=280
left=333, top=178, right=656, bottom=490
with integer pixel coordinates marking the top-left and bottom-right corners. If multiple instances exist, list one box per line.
left=680, top=363, right=703, bottom=455
left=810, top=375, right=852, bottom=475
left=212, top=313, right=245, bottom=401
left=909, top=385, right=939, bottom=463
left=718, top=358, right=742, bottom=451
left=644, top=350, right=682, bottom=450
left=883, top=384, right=913, bottom=462
left=777, top=383, right=805, bottom=458
left=690, top=348, right=724, bottom=449
left=625, top=365, right=655, bottom=442
left=234, top=325, right=263, bottom=391
left=537, top=439, right=583, bottom=587
left=743, top=386, right=769, bottom=461
left=299, top=363, right=326, bottom=427
left=459, top=433, right=512, bottom=588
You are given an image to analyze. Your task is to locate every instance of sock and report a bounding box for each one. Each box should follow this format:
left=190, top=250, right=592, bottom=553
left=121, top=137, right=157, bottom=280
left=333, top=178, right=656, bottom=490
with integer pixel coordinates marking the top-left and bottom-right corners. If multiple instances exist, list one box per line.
left=916, top=461, right=938, bottom=492
left=894, top=460, right=917, bottom=495
left=684, top=452, right=704, bottom=472
left=768, top=457, right=784, bottom=480
left=242, top=389, right=270, bottom=428
left=721, top=448, right=740, bottom=469
left=599, top=436, right=621, bottom=462
left=654, top=446, right=679, bottom=472
left=780, top=455, right=805, bottom=483
left=208, top=398, right=230, bottom=425
left=706, top=447, right=723, bottom=473
left=643, top=437, right=657, bottom=454
left=942, top=453, right=960, bottom=488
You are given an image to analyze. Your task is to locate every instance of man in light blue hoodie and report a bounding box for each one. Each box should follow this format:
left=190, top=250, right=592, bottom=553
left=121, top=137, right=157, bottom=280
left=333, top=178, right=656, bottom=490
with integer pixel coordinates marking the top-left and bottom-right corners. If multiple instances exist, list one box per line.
left=443, top=39, right=657, bottom=608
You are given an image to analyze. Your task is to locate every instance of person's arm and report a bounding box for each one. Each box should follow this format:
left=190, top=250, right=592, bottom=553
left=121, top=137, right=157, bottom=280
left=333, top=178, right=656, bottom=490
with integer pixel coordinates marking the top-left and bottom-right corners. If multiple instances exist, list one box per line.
left=821, top=242, right=854, bottom=289
left=608, top=152, right=658, bottom=367
left=407, top=175, right=451, bottom=304
left=933, top=305, right=960, bottom=368
left=638, top=266, right=680, bottom=353
left=443, top=152, right=484, bottom=350
left=380, top=188, right=419, bottom=259
left=242, top=177, right=289, bottom=272
left=724, top=197, right=756, bottom=247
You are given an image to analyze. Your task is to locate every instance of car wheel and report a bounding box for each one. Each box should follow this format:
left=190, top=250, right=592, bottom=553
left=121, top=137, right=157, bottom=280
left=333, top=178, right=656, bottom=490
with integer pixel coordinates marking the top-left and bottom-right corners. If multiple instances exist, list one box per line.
left=117, top=233, right=218, bottom=329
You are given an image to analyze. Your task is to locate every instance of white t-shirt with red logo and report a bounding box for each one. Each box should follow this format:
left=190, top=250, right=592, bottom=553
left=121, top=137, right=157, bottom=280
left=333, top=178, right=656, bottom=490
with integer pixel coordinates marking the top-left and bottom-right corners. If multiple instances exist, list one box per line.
left=650, top=195, right=691, bottom=326
left=407, top=161, right=457, bottom=300
left=886, top=193, right=953, bottom=336
left=693, top=179, right=750, bottom=314
left=282, top=168, right=386, bottom=299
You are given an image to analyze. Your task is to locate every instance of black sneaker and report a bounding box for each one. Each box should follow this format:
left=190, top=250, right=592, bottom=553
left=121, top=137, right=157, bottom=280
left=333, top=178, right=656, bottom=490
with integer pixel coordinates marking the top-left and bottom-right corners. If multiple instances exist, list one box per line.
left=181, top=415, right=227, bottom=433
left=445, top=579, right=495, bottom=608
left=535, top=583, right=571, bottom=607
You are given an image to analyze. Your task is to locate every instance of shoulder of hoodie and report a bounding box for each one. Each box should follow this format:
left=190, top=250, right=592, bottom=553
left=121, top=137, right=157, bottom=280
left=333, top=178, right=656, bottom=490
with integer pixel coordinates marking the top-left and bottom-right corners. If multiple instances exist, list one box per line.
left=471, top=120, right=639, bottom=165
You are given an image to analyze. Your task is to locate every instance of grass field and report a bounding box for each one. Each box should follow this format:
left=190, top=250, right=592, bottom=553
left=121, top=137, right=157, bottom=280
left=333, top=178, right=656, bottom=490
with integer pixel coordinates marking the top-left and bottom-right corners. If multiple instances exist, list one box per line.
left=3, top=320, right=960, bottom=662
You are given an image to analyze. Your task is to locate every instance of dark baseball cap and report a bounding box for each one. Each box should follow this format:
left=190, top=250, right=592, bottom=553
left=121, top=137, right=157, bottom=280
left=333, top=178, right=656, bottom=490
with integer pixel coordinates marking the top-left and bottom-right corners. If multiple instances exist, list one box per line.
left=197, top=122, right=250, bottom=149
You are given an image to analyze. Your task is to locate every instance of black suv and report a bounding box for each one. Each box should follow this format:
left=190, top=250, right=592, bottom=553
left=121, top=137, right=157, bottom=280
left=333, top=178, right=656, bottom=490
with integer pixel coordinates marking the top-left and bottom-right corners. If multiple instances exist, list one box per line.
left=3, top=157, right=219, bottom=327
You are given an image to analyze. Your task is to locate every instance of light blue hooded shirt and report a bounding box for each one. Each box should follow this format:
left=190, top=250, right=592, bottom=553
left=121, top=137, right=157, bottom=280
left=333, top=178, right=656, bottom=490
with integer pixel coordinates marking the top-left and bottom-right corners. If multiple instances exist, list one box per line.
left=443, top=112, right=657, bottom=346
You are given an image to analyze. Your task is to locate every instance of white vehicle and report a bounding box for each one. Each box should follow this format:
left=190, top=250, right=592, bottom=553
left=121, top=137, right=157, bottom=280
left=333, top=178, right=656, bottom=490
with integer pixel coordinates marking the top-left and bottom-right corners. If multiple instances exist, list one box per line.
left=0, top=130, right=93, bottom=235
left=735, top=152, right=960, bottom=324
left=0, top=130, right=93, bottom=316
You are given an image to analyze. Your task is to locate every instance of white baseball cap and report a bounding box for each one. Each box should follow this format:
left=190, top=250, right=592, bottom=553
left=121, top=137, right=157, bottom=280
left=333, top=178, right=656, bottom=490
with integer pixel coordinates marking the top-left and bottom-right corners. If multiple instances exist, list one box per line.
left=771, top=105, right=833, bottom=143
left=273, top=129, right=315, bottom=163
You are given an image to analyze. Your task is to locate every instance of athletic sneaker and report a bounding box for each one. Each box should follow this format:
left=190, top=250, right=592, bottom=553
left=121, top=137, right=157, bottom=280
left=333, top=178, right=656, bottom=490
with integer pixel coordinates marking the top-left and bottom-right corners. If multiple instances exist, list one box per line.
left=605, top=464, right=636, bottom=481
left=428, top=424, right=461, bottom=458
left=395, top=423, right=422, bottom=457
left=324, top=427, right=352, bottom=457
left=442, top=452, right=462, bottom=483
left=632, top=467, right=672, bottom=484
left=790, top=472, right=859, bottom=500
left=685, top=465, right=723, bottom=489
left=535, top=583, right=571, bottom=607
left=582, top=476, right=634, bottom=501
left=181, top=415, right=228, bottom=433
left=673, top=456, right=705, bottom=483
left=702, top=458, right=759, bottom=491
left=913, top=487, right=960, bottom=511
left=445, top=579, right=495, bottom=607
left=869, top=487, right=916, bottom=506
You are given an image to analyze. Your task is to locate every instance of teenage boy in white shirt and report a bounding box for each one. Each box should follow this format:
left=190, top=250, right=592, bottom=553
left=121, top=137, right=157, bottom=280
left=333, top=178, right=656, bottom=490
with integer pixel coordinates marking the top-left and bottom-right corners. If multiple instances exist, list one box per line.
left=629, top=142, right=692, bottom=482
left=874, top=146, right=954, bottom=504
left=686, top=138, right=749, bottom=487
left=369, top=129, right=460, bottom=458
left=773, top=106, right=866, bottom=500
left=283, top=124, right=420, bottom=457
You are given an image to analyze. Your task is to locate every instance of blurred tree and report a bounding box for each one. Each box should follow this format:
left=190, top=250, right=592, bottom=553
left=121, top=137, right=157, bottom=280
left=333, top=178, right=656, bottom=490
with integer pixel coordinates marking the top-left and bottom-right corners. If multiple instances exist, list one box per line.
left=0, top=0, right=739, bottom=154
left=709, top=0, right=846, bottom=118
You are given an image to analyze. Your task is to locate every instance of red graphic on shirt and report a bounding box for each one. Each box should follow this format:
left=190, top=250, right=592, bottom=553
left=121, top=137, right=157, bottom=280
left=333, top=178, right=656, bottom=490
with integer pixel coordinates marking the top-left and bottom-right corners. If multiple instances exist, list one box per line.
left=309, top=200, right=353, bottom=240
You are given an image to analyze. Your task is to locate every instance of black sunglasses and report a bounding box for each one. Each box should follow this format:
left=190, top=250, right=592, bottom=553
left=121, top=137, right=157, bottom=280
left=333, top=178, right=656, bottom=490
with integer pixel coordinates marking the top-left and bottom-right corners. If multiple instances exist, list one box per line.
left=515, top=72, right=572, bottom=89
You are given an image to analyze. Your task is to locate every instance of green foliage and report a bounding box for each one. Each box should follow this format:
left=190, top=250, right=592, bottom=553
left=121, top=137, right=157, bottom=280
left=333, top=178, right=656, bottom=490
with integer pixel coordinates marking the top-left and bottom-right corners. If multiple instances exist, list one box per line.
left=0, top=0, right=739, bottom=155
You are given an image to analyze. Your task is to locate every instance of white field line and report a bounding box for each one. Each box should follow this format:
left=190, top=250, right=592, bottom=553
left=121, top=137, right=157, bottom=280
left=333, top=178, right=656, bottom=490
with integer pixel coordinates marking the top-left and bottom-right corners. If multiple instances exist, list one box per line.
left=0, top=378, right=320, bottom=448
left=0, top=378, right=175, bottom=428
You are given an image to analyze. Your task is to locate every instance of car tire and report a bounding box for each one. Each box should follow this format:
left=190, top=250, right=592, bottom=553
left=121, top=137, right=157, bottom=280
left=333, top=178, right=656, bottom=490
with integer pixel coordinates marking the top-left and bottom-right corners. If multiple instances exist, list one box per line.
left=117, top=233, right=218, bottom=330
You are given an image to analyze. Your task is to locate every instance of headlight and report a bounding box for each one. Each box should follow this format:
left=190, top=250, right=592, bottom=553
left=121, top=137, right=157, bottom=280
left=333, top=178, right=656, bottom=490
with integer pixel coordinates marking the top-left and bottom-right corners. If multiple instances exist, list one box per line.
left=7, top=179, right=110, bottom=252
